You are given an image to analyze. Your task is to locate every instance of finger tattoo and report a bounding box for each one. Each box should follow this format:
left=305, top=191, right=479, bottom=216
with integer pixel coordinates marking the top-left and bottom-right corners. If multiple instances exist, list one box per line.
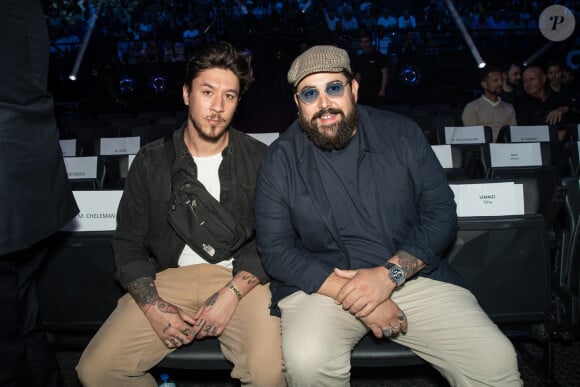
left=162, top=322, right=172, bottom=334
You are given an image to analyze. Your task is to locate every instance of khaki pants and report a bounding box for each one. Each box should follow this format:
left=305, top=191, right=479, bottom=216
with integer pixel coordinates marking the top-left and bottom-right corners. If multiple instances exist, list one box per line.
left=76, top=264, right=285, bottom=387
left=279, top=277, right=523, bottom=387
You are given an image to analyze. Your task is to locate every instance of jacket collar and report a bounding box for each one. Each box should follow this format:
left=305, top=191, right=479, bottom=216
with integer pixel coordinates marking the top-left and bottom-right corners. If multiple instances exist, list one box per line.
left=172, top=123, right=239, bottom=177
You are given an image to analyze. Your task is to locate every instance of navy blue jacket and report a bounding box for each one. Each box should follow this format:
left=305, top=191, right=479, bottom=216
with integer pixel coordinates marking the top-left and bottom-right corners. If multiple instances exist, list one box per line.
left=255, top=105, right=463, bottom=315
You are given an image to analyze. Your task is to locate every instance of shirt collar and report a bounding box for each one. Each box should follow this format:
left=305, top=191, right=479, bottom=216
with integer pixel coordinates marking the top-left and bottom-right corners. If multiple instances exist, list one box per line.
left=482, top=95, right=502, bottom=107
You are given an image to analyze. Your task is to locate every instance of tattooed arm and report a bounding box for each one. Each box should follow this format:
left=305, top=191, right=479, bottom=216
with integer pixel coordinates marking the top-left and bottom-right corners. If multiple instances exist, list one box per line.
left=127, top=277, right=196, bottom=349
left=193, top=271, right=259, bottom=339
left=390, top=250, right=425, bottom=279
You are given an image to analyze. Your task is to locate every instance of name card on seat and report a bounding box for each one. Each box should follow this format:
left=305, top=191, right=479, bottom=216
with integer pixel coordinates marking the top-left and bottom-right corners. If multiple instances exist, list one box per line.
left=63, top=156, right=98, bottom=180
left=62, top=190, right=123, bottom=231
left=489, top=143, right=542, bottom=167
left=247, top=132, right=279, bottom=145
left=59, top=139, right=76, bottom=157
left=100, top=136, right=140, bottom=155
left=450, top=182, right=525, bottom=217
left=431, top=145, right=453, bottom=169
left=509, top=125, right=550, bottom=143
left=445, top=126, right=486, bottom=144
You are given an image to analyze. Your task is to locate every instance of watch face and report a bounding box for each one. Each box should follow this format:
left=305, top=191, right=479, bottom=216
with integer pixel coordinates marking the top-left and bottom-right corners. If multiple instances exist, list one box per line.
left=389, top=266, right=405, bottom=285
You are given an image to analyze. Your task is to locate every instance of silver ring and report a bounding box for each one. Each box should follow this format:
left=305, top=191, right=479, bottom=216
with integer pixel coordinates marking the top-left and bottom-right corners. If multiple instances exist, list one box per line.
left=382, top=327, right=393, bottom=336
left=391, top=324, right=401, bottom=331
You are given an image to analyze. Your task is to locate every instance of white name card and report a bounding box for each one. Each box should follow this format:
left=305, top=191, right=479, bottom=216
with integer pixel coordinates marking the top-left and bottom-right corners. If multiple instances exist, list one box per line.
left=509, top=125, right=550, bottom=143
left=100, top=136, right=140, bottom=155
left=431, top=145, right=453, bottom=169
left=489, top=143, right=542, bottom=167
left=62, top=190, right=123, bottom=231
left=444, top=126, right=486, bottom=144
left=63, top=156, right=98, bottom=180
left=450, top=182, right=525, bottom=217
left=248, top=132, right=279, bottom=145
left=59, top=139, right=76, bottom=157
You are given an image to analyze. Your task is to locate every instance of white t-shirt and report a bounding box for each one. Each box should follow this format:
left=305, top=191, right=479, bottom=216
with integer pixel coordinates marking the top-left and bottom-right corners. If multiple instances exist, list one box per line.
left=177, top=152, right=234, bottom=268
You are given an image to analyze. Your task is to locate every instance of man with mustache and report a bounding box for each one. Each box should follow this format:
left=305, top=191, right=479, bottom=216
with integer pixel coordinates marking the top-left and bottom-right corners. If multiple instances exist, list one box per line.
left=76, top=41, right=285, bottom=387
left=254, top=45, right=522, bottom=386
left=462, top=66, right=517, bottom=142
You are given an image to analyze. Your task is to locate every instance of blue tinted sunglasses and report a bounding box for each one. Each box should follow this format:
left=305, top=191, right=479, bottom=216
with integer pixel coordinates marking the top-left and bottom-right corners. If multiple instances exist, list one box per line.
left=296, top=80, right=350, bottom=104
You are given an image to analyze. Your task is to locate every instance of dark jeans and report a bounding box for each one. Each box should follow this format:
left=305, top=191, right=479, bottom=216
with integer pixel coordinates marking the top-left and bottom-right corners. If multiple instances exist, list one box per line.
left=0, top=237, right=63, bottom=387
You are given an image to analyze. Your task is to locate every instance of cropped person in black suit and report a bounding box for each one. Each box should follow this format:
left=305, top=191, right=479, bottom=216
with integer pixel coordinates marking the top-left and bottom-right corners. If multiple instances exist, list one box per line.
left=0, top=0, right=79, bottom=385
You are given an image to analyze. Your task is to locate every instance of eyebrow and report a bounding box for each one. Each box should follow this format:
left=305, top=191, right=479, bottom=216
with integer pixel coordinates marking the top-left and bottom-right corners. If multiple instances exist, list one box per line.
left=199, top=82, right=239, bottom=95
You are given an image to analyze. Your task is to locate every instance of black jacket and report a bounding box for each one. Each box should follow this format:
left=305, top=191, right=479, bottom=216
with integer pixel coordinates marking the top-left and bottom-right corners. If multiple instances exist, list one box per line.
left=113, top=125, right=268, bottom=289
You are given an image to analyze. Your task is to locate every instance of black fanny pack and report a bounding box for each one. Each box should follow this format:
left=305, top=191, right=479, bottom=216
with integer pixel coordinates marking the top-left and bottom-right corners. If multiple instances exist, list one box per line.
left=164, top=135, right=253, bottom=263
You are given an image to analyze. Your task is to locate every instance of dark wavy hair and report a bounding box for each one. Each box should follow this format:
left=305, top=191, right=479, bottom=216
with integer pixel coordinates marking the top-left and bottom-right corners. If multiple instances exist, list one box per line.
left=184, top=41, right=254, bottom=95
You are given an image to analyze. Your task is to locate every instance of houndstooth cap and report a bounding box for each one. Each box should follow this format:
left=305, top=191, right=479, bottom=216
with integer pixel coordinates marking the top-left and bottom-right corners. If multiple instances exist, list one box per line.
left=287, top=45, right=352, bottom=87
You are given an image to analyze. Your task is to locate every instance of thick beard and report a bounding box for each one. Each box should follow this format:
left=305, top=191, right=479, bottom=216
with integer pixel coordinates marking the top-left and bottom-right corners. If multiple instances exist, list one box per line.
left=299, top=107, right=358, bottom=151
left=189, top=112, right=227, bottom=144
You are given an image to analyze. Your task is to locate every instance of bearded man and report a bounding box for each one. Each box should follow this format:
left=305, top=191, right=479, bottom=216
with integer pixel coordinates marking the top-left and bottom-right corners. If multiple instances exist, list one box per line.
left=254, top=45, right=523, bottom=387
left=462, top=66, right=517, bottom=142
left=76, top=41, right=284, bottom=387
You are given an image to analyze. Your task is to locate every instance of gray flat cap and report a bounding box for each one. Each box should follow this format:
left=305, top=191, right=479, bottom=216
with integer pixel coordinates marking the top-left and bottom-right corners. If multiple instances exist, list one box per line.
left=287, top=45, right=352, bottom=87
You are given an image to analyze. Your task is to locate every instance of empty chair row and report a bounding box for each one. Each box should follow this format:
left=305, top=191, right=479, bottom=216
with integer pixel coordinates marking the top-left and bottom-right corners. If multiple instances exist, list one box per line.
left=60, top=132, right=281, bottom=189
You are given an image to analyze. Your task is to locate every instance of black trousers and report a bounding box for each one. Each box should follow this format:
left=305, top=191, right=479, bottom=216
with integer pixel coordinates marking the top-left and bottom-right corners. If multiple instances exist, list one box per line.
left=0, top=237, right=63, bottom=387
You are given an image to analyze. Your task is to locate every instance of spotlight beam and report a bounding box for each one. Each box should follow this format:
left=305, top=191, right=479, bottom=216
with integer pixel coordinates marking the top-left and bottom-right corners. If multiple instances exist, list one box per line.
left=69, top=0, right=107, bottom=81
left=444, top=0, right=486, bottom=68
left=523, top=41, right=555, bottom=66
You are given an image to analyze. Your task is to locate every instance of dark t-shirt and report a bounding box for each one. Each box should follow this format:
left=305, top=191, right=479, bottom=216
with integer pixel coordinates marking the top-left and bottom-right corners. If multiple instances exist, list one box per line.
left=313, top=133, right=392, bottom=269
left=352, top=50, right=389, bottom=107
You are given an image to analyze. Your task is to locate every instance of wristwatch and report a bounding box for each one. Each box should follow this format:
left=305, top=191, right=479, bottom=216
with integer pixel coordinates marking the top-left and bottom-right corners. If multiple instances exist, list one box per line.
left=385, top=262, right=406, bottom=288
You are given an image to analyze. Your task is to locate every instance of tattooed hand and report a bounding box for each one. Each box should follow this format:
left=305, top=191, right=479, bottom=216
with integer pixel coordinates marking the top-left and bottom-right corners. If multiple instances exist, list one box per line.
left=193, top=285, right=240, bottom=339
left=128, top=277, right=196, bottom=349
left=146, top=298, right=197, bottom=348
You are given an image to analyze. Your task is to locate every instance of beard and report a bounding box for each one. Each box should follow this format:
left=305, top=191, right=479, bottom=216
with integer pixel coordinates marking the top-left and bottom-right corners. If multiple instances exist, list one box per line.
left=507, top=78, right=520, bottom=88
left=488, top=86, right=502, bottom=97
left=189, top=112, right=228, bottom=143
left=298, top=107, right=358, bottom=151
